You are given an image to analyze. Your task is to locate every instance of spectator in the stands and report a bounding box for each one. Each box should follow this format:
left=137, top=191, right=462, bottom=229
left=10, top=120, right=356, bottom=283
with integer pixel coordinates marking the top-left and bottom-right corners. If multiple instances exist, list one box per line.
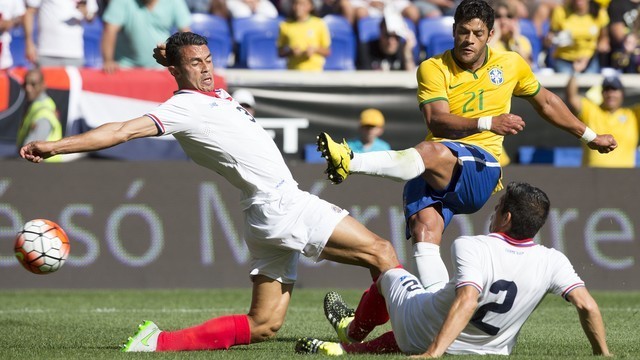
left=227, top=0, right=279, bottom=18
left=351, top=0, right=421, bottom=24
left=17, top=67, right=63, bottom=162
left=358, top=14, right=416, bottom=71
left=607, top=0, right=639, bottom=68
left=185, top=0, right=214, bottom=13
left=232, top=88, right=257, bottom=117
left=101, top=0, right=191, bottom=73
left=610, top=32, right=640, bottom=73
left=0, top=0, right=26, bottom=70
left=318, top=0, right=356, bottom=24
left=489, top=0, right=533, bottom=66
left=566, top=74, right=639, bottom=167
left=24, top=0, right=98, bottom=67
left=346, top=108, right=391, bottom=153
left=411, top=0, right=458, bottom=18
left=277, top=0, right=331, bottom=71
left=547, top=0, right=609, bottom=74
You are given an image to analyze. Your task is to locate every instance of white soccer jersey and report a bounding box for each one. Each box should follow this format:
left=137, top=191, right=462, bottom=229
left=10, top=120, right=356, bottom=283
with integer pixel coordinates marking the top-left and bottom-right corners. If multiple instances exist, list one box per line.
left=26, top=0, right=99, bottom=59
left=147, top=89, right=298, bottom=208
left=383, top=233, right=584, bottom=355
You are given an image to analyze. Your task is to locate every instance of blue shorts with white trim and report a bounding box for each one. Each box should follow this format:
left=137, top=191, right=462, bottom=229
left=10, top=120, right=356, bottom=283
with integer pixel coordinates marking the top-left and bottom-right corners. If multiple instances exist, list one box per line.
left=403, top=141, right=501, bottom=238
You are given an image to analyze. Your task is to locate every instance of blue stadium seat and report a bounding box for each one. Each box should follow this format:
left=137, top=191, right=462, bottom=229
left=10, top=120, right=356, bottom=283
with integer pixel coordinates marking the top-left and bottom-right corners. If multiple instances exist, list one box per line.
left=518, top=146, right=582, bottom=167
left=357, top=16, right=382, bottom=43
left=244, top=32, right=286, bottom=69
left=518, top=18, right=541, bottom=70
left=191, top=14, right=233, bottom=68
left=323, top=15, right=356, bottom=70
left=9, top=26, right=29, bottom=67
left=83, top=19, right=103, bottom=68
left=231, top=16, right=282, bottom=68
left=417, top=16, right=454, bottom=59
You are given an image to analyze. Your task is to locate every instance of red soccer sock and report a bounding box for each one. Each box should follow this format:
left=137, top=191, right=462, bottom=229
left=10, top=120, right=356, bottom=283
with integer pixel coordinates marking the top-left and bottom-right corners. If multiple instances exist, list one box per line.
left=343, top=331, right=400, bottom=354
left=156, top=314, right=251, bottom=351
left=347, top=281, right=389, bottom=341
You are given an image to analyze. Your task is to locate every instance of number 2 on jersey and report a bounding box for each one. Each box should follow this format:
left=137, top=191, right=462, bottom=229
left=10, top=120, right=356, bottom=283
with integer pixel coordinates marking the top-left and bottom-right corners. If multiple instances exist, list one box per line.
left=470, top=280, right=517, bottom=335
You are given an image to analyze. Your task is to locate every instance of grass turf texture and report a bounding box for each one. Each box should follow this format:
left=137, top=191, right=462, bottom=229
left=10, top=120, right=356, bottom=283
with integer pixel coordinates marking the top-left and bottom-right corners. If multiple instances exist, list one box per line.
left=0, top=289, right=637, bottom=359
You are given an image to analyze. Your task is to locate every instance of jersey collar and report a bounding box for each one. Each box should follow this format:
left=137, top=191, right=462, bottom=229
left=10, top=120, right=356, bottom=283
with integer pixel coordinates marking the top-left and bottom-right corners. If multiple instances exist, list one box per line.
left=451, top=45, right=491, bottom=77
left=174, top=88, right=230, bottom=100
left=489, top=232, right=536, bottom=247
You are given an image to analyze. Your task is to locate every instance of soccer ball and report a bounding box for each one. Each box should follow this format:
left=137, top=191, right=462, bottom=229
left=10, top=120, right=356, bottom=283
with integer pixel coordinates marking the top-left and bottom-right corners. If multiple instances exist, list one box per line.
left=14, top=219, right=70, bottom=275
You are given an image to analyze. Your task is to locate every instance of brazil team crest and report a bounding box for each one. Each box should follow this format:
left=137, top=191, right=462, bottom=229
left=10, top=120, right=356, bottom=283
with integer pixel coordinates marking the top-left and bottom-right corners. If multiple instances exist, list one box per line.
left=488, top=67, right=504, bottom=85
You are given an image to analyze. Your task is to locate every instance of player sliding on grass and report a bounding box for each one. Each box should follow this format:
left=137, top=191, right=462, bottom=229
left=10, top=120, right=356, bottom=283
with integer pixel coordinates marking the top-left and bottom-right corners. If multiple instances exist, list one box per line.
left=318, top=0, right=617, bottom=294
left=20, top=31, right=402, bottom=352
left=296, top=182, right=612, bottom=357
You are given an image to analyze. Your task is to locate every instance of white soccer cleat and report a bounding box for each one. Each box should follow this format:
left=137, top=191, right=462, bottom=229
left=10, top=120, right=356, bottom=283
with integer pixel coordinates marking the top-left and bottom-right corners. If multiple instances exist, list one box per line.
left=121, top=320, right=161, bottom=352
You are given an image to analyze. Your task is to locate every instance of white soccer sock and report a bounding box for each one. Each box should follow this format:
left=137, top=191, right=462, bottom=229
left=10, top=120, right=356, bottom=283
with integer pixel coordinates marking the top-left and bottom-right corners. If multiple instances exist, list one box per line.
left=413, top=242, right=449, bottom=292
left=350, top=148, right=425, bottom=182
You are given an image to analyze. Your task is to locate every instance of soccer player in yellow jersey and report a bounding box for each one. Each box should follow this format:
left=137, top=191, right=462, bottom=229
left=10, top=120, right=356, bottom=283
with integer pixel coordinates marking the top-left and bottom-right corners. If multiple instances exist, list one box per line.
left=316, top=0, right=616, bottom=342
left=566, top=75, right=640, bottom=167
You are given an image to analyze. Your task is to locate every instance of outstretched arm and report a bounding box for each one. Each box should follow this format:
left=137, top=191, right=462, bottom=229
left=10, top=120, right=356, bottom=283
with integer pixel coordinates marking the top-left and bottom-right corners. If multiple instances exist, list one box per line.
left=422, top=100, right=525, bottom=139
left=565, top=75, right=582, bottom=115
left=566, top=287, right=611, bottom=356
left=527, top=87, right=617, bottom=153
left=20, top=116, right=159, bottom=163
left=412, top=285, right=479, bottom=358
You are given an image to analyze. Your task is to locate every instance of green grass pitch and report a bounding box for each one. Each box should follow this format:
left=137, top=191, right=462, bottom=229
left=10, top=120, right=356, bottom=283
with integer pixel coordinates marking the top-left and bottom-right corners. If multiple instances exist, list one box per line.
left=0, top=289, right=637, bottom=359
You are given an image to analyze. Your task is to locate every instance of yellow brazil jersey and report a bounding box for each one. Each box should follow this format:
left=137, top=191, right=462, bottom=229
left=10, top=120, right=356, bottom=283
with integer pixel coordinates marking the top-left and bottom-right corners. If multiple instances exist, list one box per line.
left=277, top=16, right=331, bottom=71
left=579, top=98, right=640, bottom=167
left=550, top=6, right=609, bottom=61
left=417, top=46, right=540, bottom=161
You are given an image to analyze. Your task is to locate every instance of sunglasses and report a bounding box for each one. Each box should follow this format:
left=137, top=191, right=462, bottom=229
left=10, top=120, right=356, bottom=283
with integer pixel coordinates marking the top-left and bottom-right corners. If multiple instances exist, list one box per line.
left=496, top=14, right=515, bottom=19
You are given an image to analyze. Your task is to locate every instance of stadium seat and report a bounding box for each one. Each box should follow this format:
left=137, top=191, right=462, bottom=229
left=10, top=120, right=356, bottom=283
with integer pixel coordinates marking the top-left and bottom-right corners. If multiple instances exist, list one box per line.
left=231, top=16, right=282, bottom=68
left=9, top=26, right=29, bottom=68
left=323, top=15, right=356, bottom=70
left=518, top=18, right=542, bottom=70
left=191, top=14, right=233, bottom=68
left=244, top=32, right=286, bottom=69
left=518, top=146, right=582, bottom=167
left=83, top=19, right=103, bottom=68
left=417, top=16, right=454, bottom=59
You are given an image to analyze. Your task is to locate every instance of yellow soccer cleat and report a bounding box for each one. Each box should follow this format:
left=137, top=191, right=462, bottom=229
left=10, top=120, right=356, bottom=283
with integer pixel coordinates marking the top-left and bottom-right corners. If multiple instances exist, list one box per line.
left=324, top=291, right=356, bottom=343
left=295, top=337, right=345, bottom=356
left=316, top=132, right=353, bottom=184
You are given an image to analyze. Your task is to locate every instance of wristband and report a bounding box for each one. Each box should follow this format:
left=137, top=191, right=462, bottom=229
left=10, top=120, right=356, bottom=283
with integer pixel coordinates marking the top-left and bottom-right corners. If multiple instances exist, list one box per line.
left=580, top=127, right=597, bottom=143
left=477, top=116, right=492, bottom=131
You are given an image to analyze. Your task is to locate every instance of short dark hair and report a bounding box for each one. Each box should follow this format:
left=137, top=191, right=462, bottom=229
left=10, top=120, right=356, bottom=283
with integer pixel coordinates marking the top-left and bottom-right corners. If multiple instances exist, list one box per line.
left=501, top=182, right=550, bottom=239
left=165, top=32, right=208, bottom=66
left=454, top=0, right=495, bottom=31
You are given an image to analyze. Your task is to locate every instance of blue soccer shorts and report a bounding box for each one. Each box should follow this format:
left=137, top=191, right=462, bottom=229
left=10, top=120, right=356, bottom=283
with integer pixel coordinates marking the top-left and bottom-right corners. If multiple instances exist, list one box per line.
left=403, top=141, right=501, bottom=238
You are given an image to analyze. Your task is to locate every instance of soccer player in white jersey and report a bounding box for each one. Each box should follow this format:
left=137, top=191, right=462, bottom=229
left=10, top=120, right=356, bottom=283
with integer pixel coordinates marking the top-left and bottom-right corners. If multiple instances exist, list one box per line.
left=19, top=32, right=403, bottom=353
left=296, top=182, right=611, bottom=357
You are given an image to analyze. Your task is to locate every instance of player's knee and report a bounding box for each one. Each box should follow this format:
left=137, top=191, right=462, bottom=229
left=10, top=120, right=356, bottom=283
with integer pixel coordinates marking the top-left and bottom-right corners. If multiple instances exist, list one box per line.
left=248, top=315, right=284, bottom=342
left=415, top=142, right=454, bottom=167
left=371, top=237, right=399, bottom=270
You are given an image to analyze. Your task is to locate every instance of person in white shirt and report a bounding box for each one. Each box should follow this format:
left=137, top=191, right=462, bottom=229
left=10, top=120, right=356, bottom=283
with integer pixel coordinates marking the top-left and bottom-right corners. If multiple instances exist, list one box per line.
left=24, top=0, right=98, bottom=67
left=0, top=0, right=26, bottom=69
left=19, top=31, right=401, bottom=353
left=297, top=181, right=611, bottom=358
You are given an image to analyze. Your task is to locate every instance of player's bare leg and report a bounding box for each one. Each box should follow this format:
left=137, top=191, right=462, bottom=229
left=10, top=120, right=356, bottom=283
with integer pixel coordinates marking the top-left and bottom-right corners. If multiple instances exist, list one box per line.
left=409, top=141, right=459, bottom=290
left=247, top=276, right=293, bottom=342
left=408, top=206, right=449, bottom=291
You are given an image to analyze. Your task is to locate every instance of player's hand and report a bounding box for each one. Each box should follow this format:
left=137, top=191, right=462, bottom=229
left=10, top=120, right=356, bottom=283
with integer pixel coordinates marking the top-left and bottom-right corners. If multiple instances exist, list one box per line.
left=409, top=351, right=440, bottom=358
left=153, top=43, right=169, bottom=67
left=102, top=59, right=119, bottom=74
left=489, top=113, right=525, bottom=136
left=587, top=134, right=617, bottom=154
left=20, top=141, right=53, bottom=163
